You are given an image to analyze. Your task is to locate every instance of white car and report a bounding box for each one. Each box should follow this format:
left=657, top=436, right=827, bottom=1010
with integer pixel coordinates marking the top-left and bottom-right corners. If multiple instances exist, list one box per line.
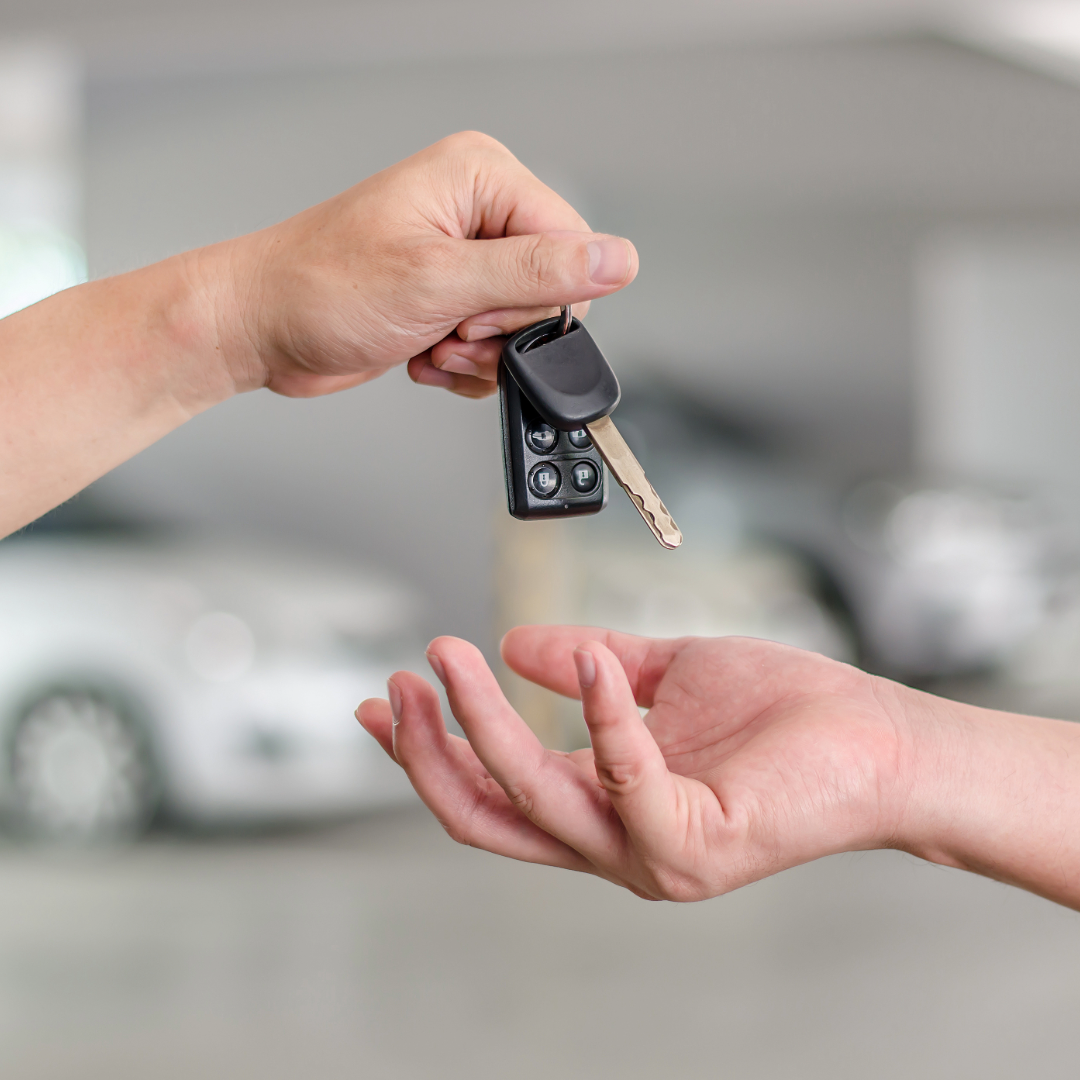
left=0, top=532, right=423, bottom=841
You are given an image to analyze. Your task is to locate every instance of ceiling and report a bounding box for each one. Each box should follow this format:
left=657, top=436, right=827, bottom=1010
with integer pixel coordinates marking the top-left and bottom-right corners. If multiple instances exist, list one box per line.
left=0, top=0, right=1077, bottom=85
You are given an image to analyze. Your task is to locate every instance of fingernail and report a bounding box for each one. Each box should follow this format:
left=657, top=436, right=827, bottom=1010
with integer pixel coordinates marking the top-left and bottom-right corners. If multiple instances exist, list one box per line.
left=387, top=678, right=403, bottom=725
left=437, top=353, right=482, bottom=377
left=574, top=648, right=597, bottom=689
left=464, top=324, right=502, bottom=342
left=415, top=365, right=455, bottom=389
left=426, top=651, right=447, bottom=686
left=588, top=238, right=631, bottom=285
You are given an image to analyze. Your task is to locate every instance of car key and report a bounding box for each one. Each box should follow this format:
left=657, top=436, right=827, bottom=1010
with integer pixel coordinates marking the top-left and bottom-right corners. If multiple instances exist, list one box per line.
left=499, top=355, right=608, bottom=521
left=501, top=308, right=683, bottom=549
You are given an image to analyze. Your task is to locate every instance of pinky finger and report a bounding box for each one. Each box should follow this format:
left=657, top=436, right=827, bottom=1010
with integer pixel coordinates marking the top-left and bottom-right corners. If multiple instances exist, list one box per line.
left=356, top=698, right=396, bottom=762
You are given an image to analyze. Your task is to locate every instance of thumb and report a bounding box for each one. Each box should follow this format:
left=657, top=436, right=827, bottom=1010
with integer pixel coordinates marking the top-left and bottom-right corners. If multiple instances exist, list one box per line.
left=575, top=641, right=677, bottom=856
left=448, top=231, right=637, bottom=315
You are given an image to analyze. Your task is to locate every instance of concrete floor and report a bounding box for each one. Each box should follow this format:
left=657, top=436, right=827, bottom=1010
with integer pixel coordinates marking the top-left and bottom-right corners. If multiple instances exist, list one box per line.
left=1, top=805, right=1079, bottom=1080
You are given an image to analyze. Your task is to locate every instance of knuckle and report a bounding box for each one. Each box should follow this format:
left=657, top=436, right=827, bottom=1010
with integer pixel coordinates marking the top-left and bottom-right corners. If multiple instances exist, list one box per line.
left=441, top=819, right=471, bottom=846
left=664, top=880, right=702, bottom=904
left=646, top=865, right=710, bottom=904
left=595, top=760, right=642, bottom=795
left=441, top=130, right=505, bottom=157
left=503, top=782, right=535, bottom=819
left=440, top=785, right=489, bottom=848
left=517, top=234, right=559, bottom=292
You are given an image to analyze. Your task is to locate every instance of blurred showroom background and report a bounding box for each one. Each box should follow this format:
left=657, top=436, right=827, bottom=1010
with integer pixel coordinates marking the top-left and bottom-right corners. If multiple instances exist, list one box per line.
left=6, top=1, right=1080, bottom=1077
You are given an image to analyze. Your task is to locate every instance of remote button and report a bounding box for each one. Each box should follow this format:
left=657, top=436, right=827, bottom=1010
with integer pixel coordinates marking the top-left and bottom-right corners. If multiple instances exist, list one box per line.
left=528, top=462, right=561, bottom=498
left=569, top=460, right=599, bottom=493
left=526, top=423, right=557, bottom=453
left=568, top=428, right=592, bottom=449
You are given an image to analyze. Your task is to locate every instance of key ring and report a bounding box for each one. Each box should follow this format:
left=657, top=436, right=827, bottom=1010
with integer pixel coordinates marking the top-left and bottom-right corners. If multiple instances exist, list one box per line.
left=559, top=304, right=572, bottom=336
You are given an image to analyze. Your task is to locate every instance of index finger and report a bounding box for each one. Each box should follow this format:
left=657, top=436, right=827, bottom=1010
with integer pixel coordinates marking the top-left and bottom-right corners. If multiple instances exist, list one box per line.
left=453, top=300, right=590, bottom=344
left=500, top=625, right=688, bottom=709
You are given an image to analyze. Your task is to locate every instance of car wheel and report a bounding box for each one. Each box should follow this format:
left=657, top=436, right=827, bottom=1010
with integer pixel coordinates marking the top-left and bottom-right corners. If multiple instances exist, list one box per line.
left=7, top=689, right=159, bottom=843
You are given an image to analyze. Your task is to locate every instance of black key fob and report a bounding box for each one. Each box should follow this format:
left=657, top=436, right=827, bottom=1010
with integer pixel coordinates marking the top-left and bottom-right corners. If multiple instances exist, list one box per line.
left=499, top=354, right=607, bottom=521
left=498, top=312, right=683, bottom=548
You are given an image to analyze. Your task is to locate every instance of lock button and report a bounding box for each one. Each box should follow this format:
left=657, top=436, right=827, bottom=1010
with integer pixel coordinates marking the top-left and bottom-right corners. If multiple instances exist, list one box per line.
left=528, top=462, right=561, bottom=498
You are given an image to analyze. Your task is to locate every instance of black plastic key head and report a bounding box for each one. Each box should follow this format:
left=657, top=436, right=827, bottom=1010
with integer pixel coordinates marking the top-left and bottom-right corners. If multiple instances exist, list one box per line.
left=502, top=315, right=620, bottom=431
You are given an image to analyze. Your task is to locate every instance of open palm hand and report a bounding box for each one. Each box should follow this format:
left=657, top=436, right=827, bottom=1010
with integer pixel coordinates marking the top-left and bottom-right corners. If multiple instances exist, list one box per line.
left=358, top=626, right=917, bottom=901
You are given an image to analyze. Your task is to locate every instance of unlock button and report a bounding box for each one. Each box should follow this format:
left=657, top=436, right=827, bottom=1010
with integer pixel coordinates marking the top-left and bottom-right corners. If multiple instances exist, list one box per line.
left=570, top=460, right=599, bottom=493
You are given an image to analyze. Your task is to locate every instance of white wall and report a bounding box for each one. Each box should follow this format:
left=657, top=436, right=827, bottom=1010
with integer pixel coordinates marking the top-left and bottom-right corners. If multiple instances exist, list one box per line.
left=917, top=235, right=1080, bottom=519
left=0, top=44, right=86, bottom=317
left=0, top=42, right=80, bottom=233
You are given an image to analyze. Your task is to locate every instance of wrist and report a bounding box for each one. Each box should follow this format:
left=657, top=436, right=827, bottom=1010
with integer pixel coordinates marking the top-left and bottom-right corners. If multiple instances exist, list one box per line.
left=894, top=685, right=1080, bottom=906
left=153, top=239, right=269, bottom=405
left=889, top=686, right=983, bottom=864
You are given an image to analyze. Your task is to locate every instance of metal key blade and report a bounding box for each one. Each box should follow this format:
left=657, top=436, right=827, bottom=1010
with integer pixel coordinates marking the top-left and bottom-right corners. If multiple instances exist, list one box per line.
left=584, top=415, right=683, bottom=549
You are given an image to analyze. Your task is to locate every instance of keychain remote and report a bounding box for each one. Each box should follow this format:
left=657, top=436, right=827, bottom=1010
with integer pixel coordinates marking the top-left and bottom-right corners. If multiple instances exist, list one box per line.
left=499, top=307, right=683, bottom=549
left=499, top=358, right=607, bottom=520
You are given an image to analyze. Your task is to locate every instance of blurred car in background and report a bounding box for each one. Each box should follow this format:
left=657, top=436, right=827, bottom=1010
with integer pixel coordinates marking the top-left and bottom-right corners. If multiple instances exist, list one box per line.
left=826, top=479, right=1052, bottom=678
left=609, top=387, right=1061, bottom=682
left=0, top=520, right=422, bottom=843
left=569, top=539, right=855, bottom=664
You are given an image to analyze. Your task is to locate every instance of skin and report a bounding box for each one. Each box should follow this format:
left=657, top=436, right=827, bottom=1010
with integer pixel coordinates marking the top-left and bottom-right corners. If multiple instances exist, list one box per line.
left=357, top=627, right=1080, bottom=910
left=0, top=131, right=638, bottom=538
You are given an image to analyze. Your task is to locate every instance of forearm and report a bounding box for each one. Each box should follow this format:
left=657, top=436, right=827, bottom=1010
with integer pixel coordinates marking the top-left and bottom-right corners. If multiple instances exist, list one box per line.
left=0, top=246, right=242, bottom=537
left=900, top=688, right=1080, bottom=909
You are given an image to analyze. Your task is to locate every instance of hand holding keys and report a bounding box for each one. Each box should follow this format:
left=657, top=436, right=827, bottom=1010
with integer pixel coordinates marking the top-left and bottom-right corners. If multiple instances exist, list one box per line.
left=499, top=308, right=683, bottom=549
